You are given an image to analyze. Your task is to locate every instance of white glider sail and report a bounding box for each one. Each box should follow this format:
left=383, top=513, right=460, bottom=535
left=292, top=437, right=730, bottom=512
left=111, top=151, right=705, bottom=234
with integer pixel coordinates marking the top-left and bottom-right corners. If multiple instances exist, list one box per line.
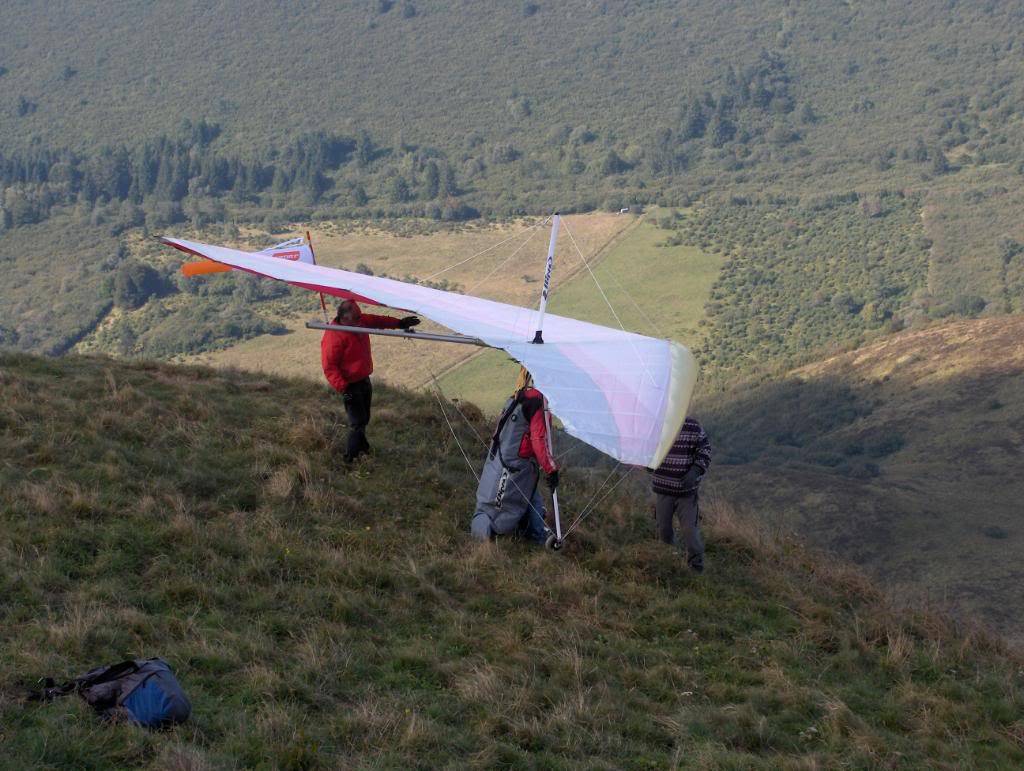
left=161, top=236, right=698, bottom=468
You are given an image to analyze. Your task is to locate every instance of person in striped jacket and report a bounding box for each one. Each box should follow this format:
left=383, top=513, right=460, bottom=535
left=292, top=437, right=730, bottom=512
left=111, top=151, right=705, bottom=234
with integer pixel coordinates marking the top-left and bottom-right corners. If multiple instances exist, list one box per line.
left=651, top=416, right=712, bottom=573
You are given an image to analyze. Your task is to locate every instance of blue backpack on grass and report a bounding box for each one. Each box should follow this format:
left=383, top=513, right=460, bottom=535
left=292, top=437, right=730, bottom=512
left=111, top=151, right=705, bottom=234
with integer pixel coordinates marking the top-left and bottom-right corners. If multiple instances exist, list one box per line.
left=34, top=657, right=191, bottom=728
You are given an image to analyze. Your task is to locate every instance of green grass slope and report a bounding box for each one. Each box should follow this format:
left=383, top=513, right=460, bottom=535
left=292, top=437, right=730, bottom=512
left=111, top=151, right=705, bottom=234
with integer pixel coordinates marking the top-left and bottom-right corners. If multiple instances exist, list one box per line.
left=2, top=351, right=1023, bottom=768
left=700, top=315, right=1024, bottom=643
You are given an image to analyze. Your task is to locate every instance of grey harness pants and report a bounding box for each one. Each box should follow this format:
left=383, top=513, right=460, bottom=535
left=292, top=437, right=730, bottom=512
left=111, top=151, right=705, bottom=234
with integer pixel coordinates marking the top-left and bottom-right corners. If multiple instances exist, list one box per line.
left=655, top=492, right=704, bottom=569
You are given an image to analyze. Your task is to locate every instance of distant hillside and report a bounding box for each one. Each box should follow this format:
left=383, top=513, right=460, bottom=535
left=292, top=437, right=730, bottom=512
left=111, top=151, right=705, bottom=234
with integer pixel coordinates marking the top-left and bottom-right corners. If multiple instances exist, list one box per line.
left=2, top=351, right=1022, bottom=767
left=2, top=1, right=1024, bottom=221
left=3, top=1, right=1024, bottom=377
left=700, top=315, right=1024, bottom=641
left=4, top=1, right=1024, bottom=160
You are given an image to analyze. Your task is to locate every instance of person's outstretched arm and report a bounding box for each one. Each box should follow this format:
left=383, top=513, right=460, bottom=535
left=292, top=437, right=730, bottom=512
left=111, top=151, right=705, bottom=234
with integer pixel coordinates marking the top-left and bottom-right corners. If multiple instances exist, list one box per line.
left=360, top=313, right=419, bottom=330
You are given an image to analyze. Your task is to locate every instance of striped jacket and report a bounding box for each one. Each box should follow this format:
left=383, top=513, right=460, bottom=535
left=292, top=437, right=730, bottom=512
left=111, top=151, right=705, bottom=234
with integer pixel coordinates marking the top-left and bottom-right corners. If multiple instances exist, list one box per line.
left=651, top=417, right=712, bottom=497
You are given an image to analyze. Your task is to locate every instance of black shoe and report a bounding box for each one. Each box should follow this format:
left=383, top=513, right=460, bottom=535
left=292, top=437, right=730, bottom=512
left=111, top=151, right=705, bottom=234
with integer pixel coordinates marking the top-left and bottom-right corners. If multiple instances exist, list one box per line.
left=689, top=560, right=704, bottom=574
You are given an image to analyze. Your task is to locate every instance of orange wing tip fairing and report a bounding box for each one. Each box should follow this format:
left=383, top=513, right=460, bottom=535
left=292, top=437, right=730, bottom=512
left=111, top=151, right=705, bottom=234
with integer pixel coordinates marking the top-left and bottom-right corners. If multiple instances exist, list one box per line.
left=181, top=260, right=233, bottom=277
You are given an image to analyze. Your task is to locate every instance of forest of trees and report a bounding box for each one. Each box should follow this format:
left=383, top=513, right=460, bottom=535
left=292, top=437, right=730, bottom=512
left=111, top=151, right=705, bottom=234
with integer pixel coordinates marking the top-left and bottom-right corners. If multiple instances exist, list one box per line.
left=0, top=120, right=480, bottom=235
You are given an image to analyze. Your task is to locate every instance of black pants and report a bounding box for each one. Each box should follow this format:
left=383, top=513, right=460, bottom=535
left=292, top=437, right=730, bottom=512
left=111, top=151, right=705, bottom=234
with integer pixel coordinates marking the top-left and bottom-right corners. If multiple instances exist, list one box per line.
left=655, top=491, right=704, bottom=570
left=344, top=378, right=373, bottom=462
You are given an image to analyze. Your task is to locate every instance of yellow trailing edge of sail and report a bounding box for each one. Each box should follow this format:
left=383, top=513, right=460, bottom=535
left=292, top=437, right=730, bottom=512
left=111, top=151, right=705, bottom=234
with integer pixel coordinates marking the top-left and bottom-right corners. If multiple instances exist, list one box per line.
left=651, top=341, right=699, bottom=469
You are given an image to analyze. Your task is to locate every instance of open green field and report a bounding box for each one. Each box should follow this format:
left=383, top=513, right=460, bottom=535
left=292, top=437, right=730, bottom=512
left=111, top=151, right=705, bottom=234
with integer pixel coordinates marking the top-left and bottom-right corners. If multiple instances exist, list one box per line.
left=440, top=214, right=725, bottom=414
left=2, top=351, right=1022, bottom=768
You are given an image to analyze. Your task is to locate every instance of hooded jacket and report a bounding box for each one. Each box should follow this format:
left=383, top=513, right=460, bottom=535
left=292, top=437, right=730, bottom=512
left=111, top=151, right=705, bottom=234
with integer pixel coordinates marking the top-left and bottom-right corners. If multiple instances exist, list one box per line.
left=513, top=387, right=557, bottom=474
left=320, top=306, right=402, bottom=392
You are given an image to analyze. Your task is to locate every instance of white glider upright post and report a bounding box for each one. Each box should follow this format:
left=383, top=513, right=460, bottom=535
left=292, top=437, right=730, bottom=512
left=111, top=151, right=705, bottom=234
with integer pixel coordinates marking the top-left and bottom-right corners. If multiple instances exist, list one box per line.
left=531, top=213, right=560, bottom=345
left=531, top=213, right=564, bottom=547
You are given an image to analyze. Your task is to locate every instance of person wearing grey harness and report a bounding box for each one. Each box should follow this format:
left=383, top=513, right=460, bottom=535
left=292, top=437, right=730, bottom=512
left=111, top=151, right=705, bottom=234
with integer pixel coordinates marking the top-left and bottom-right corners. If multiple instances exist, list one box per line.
left=471, top=378, right=559, bottom=544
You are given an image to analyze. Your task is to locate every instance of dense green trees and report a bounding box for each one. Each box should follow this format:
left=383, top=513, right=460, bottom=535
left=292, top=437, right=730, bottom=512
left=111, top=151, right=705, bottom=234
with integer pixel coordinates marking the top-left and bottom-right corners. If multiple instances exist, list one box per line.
left=113, top=262, right=167, bottom=309
left=0, top=116, right=509, bottom=234
left=673, top=192, right=932, bottom=374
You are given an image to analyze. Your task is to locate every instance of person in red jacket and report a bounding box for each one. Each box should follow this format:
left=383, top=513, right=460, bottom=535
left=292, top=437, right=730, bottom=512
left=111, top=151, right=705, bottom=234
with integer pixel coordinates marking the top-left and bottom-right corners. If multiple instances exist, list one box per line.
left=471, top=370, right=559, bottom=544
left=321, top=299, right=419, bottom=462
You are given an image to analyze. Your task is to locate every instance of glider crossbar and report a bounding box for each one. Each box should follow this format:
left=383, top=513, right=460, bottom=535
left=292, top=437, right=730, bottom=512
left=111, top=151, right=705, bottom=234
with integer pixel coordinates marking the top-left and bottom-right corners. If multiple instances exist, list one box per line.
left=306, top=321, right=487, bottom=346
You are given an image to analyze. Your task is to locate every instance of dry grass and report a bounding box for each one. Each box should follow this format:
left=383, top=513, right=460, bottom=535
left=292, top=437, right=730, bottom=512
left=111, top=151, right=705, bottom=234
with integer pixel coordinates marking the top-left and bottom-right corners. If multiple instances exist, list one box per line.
left=2, top=351, right=1022, bottom=768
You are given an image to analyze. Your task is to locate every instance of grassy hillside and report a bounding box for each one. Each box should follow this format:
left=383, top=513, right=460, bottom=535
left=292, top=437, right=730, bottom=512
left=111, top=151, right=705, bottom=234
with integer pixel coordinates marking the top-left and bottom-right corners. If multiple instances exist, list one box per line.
left=671, top=166, right=1024, bottom=379
left=699, top=315, right=1024, bottom=642
left=3, top=1, right=1024, bottom=224
left=2, top=351, right=1023, bottom=767
left=4, top=1, right=1024, bottom=165
left=0, top=215, right=120, bottom=355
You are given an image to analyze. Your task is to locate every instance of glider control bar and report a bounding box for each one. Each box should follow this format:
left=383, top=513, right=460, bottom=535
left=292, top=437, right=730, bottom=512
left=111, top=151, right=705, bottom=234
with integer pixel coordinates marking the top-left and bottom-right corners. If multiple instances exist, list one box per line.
left=306, top=321, right=487, bottom=347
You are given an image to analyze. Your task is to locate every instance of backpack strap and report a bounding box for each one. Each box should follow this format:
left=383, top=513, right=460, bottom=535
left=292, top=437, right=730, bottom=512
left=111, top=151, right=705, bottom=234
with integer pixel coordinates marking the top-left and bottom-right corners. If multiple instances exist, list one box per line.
left=29, top=660, right=138, bottom=698
left=76, top=660, right=139, bottom=690
left=26, top=677, right=77, bottom=702
left=488, top=394, right=523, bottom=460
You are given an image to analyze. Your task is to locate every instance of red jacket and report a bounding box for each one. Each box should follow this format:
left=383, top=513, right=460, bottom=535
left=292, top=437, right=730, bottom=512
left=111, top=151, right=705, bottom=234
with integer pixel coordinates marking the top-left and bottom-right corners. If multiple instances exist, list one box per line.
left=320, top=311, right=402, bottom=392
left=516, top=387, right=558, bottom=474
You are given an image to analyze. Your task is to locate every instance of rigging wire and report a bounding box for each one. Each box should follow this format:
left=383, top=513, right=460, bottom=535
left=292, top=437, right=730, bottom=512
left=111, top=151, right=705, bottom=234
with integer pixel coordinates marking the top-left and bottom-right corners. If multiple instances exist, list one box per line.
left=560, top=218, right=658, bottom=389
left=569, top=461, right=623, bottom=522
left=463, top=223, right=547, bottom=298
left=429, top=380, right=480, bottom=483
left=427, top=375, right=547, bottom=521
left=422, top=216, right=551, bottom=281
left=597, top=255, right=666, bottom=340
left=426, top=216, right=664, bottom=543
left=562, top=215, right=666, bottom=339
left=424, top=216, right=549, bottom=323
left=562, top=464, right=633, bottom=537
left=450, top=402, right=487, bottom=448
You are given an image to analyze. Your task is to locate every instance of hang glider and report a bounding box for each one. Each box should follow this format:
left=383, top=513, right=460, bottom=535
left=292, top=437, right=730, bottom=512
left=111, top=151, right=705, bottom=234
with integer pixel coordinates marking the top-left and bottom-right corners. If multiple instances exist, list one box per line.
left=179, top=237, right=316, bottom=276
left=161, top=231, right=698, bottom=469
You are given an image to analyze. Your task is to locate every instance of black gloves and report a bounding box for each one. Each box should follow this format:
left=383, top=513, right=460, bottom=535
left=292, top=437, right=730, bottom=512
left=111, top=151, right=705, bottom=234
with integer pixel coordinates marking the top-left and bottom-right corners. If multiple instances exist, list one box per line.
left=398, top=316, right=421, bottom=330
left=546, top=469, right=559, bottom=490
